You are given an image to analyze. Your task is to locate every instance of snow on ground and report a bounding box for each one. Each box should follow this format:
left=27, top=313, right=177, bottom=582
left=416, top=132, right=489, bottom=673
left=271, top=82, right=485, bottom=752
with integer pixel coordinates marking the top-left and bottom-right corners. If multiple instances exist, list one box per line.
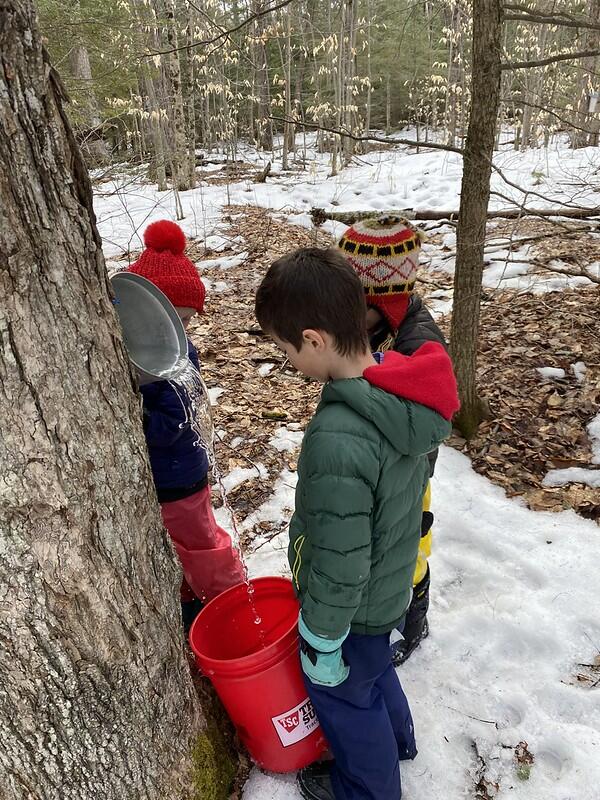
left=572, top=362, right=588, bottom=384
left=269, top=426, right=304, bottom=453
left=207, top=386, right=225, bottom=405
left=588, top=413, right=600, bottom=464
left=536, top=367, right=567, bottom=380
left=243, top=446, right=600, bottom=800
left=94, top=133, right=600, bottom=292
left=218, top=464, right=268, bottom=494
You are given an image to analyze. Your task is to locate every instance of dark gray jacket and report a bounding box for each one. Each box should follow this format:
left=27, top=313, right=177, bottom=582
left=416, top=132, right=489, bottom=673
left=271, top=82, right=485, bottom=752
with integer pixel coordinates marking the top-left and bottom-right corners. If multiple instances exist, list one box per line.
left=370, top=295, right=448, bottom=475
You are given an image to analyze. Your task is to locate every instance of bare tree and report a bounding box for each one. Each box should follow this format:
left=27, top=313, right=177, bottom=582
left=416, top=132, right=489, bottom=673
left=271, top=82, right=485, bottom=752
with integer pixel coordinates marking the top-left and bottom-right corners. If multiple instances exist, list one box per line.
left=572, top=0, right=600, bottom=148
left=163, top=0, right=192, bottom=189
left=450, top=0, right=503, bottom=438
left=0, top=2, right=206, bottom=797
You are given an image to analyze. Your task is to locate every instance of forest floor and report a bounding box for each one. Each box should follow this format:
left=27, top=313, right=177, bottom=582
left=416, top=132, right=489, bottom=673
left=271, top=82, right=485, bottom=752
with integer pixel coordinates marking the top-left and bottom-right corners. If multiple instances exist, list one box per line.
left=100, top=135, right=600, bottom=800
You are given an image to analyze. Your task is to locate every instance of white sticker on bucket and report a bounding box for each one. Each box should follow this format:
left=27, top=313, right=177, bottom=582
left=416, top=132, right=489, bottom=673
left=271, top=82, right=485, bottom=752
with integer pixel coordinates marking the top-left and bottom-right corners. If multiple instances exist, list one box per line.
left=271, top=698, right=319, bottom=747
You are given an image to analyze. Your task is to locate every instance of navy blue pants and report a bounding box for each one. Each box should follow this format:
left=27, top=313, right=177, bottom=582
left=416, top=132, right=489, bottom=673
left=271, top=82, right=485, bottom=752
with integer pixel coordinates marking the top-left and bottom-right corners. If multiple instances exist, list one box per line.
left=304, top=633, right=417, bottom=800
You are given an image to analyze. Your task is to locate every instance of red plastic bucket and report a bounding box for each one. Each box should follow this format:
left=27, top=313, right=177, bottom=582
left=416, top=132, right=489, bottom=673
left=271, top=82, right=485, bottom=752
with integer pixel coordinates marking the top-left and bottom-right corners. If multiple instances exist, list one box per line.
left=189, top=576, right=327, bottom=773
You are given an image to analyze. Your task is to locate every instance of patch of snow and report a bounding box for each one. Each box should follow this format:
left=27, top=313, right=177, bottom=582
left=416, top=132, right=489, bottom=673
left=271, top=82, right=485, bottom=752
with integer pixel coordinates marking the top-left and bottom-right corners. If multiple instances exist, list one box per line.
left=543, top=467, right=600, bottom=488
left=536, top=367, right=566, bottom=380
left=587, top=412, right=600, bottom=464
left=321, top=219, right=347, bottom=241
left=220, top=464, right=268, bottom=494
left=442, top=232, right=456, bottom=250
left=242, top=469, right=297, bottom=577
left=198, top=252, right=248, bottom=271
left=202, top=277, right=229, bottom=294
left=286, top=212, right=313, bottom=229
left=207, top=387, right=225, bottom=405
left=203, top=233, right=233, bottom=252
left=571, top=361, right=587, bottom=384
left=258, top=363, right=275, bottom=377
left=243, top=446, right=600, bottom=800
left=269, top=427, right=304, bottom=453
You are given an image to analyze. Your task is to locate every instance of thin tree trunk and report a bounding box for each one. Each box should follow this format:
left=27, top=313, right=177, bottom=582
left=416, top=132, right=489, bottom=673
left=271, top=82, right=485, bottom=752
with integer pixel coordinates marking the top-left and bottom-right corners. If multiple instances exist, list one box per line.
left=253, top=0, right=273, bottom=150
left=385, top=74, right=391, bottom=134
left=364, top=0, right=372, bottom=148
left=145, top=74, right=168, bottom=190
left=186, top=7, right=197, bottom=188
left=444, top=3, right=461, bottom=147
left=572, top=0, right=600, bottom=148
left=163, top=0, right=190, bottom=189
left=68, top=1, right=109, bottom=164
left=0, top=2, right=203, bottom=797
left=450, top=0, right=503, bottom=438
left=342, top=0, right=358, bottom=164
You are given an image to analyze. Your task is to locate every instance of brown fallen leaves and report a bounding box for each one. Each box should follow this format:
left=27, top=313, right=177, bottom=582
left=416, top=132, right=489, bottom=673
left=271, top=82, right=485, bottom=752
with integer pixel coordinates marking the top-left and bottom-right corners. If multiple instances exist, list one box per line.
left=444, top=288, right=600, bottom=520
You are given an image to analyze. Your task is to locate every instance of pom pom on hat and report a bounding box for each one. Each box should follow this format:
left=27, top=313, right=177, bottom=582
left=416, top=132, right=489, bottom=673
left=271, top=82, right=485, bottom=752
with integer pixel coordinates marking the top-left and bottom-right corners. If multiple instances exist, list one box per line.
left=129, top=220, right=206, bottom=314
left=144, top=219, right=187, bottom=255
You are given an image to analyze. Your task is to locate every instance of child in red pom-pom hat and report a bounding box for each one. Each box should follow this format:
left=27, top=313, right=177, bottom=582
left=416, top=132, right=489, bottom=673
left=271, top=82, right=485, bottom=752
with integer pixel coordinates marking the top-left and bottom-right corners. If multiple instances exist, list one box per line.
left=131, top=220, right=244, bottom=630
left=338, top=215, right=450, bottom=666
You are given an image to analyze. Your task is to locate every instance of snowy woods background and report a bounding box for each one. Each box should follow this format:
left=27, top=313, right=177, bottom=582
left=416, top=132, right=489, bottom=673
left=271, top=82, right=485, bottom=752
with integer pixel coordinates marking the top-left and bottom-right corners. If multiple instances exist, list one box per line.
left=40, top=0, right=600, bottom=174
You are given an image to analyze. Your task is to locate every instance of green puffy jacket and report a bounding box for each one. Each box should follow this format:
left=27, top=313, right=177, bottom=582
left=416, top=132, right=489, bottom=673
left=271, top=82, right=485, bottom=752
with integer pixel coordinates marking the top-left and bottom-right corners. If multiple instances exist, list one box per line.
left=288, top=351, right=454, bottom=640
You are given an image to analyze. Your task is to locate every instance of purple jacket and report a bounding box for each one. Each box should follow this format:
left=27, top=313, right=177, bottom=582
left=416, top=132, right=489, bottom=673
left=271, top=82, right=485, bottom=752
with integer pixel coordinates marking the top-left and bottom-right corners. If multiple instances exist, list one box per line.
left=140, top=340, right=209, bottom=493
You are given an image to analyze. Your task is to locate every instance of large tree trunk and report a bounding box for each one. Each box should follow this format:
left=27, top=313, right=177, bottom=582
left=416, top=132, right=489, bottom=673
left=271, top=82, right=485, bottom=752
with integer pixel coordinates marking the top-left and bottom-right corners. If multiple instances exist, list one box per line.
left=450, top=0, right=503, bottom=439
left=0, top=3, right=204, bottom=798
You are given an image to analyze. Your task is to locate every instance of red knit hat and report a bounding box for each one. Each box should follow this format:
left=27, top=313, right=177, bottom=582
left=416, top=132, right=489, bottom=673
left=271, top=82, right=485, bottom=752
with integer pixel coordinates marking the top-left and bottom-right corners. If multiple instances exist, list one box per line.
left=129, top=220, right=206, bottom=313
left=338, top=216, right=423, bottom=331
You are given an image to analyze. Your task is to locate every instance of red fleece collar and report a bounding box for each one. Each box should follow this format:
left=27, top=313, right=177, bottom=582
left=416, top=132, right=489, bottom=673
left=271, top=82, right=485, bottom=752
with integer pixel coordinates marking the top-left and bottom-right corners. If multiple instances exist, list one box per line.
left=363, top=342, right=460, bottom=421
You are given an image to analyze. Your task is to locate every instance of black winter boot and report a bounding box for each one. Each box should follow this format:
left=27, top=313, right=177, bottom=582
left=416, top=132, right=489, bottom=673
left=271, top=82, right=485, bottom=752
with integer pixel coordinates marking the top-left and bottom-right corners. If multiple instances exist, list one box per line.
left=392, top=567, right=430, bottom=666
left=297, top=761, right=336, bottom=800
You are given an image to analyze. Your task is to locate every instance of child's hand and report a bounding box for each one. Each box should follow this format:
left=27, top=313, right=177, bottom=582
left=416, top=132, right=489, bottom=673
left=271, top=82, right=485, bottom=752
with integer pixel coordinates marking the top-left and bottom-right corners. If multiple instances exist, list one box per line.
left=298, top=613, right=349, bottom=688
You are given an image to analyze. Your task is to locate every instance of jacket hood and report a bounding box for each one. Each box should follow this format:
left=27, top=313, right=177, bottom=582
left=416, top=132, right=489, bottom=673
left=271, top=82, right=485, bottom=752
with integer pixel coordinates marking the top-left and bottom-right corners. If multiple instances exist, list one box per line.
left=364, top=342, right=459, bottom=421
left=321, top=342, right=458, bottom=457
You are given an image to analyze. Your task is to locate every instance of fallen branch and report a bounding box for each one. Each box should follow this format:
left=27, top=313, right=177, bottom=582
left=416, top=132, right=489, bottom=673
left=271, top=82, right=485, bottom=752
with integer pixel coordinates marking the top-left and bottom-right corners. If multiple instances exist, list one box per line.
left=269, top=116, right=464, bottom=156
left=311, top=206, right=600, bottom=226
left=530, top=258, right=600, bottom=284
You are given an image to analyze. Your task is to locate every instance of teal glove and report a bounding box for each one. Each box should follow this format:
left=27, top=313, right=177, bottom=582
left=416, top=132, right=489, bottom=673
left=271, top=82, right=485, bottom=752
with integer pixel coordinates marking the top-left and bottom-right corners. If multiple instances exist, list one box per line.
left=298, top=612, right=350, bottom=687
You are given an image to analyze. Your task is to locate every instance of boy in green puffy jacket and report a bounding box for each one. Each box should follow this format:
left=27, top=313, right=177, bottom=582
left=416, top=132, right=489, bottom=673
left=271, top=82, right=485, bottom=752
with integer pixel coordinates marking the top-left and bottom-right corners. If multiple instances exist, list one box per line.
left=255, top=248, right=458, bottom=800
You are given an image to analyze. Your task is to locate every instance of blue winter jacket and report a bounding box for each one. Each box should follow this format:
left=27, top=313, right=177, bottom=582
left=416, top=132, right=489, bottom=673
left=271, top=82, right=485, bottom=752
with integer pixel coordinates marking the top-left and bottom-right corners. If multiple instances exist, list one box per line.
left=140, top=340, right=209, bottom=492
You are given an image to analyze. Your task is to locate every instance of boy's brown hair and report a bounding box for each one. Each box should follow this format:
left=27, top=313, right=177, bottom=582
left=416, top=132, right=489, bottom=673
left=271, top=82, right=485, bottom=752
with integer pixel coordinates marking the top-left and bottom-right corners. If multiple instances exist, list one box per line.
left=255, top=247, right=369, bottom=356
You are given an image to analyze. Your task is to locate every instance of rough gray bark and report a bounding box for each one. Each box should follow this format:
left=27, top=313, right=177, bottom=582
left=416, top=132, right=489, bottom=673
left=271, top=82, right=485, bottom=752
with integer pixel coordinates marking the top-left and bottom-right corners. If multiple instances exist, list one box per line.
left=252, top=0, right=273, bottom=150
left=0, top=3, right=202, bottom=798
left=450, top=0, right=503, bottom=438
left=68, top=1, right=109, bottom=164
left=163, top=0, right=190, bottom=190
left=341, top=0, right=359, bottom=164
left=572, top=0, right=600, bottom=148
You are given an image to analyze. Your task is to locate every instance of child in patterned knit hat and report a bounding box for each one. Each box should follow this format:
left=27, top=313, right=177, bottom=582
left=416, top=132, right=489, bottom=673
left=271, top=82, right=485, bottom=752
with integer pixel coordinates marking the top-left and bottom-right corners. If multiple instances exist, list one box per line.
left=130, top=220, right=245, bottom=631
left=338, top=215, right=449, bottom=665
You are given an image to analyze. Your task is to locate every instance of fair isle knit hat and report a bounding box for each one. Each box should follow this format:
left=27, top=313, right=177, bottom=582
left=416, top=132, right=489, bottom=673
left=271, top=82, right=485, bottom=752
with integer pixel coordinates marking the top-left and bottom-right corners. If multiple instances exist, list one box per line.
left=129, top=220, right=206, bottom=313
left=338, top=215, right=423, bottom=331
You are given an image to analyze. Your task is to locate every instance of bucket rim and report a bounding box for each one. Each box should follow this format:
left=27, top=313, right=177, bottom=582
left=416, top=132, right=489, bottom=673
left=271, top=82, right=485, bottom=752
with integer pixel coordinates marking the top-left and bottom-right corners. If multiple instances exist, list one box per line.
left=189, top=576, right=299, bottom=672
left=110, top=270, right=188, bottom=382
